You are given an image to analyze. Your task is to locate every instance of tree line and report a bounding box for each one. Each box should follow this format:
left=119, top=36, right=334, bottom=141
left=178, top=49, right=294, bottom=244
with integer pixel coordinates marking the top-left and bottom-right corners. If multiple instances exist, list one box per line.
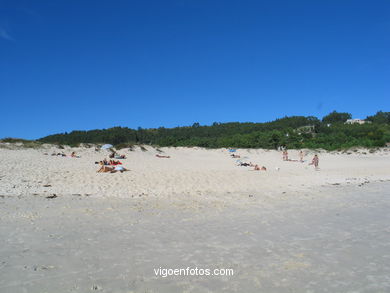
left=38, top=111, right=390, bottom=150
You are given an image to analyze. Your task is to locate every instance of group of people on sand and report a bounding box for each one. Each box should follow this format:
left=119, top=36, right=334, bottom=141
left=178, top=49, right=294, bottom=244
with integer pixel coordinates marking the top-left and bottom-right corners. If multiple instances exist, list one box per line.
left=282, top=149, right=319, bottom=169
left=46, top=151, right=80, bottom=158
left=229, top=149, right=267, bottom=171
left=97, top=152, right=128, bottom=173
left=237, top=161, right=266, bottom=171
left=96, top=159, right=123, bottom=166
left=282, top=150, right=304, bottom=162
left=97, top=150, right=172, bottom=173
left=230, top=148, right=319, bottom=171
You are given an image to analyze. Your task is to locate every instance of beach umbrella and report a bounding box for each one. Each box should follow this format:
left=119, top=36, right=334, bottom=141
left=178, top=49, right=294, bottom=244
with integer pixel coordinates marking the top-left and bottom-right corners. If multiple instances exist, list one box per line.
left=101, top=144, right=113, bottom=150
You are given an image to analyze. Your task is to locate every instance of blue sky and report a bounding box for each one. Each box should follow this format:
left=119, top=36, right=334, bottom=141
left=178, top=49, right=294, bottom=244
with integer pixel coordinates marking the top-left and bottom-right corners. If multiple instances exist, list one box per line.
left=1, top=0, right=389, bottom=139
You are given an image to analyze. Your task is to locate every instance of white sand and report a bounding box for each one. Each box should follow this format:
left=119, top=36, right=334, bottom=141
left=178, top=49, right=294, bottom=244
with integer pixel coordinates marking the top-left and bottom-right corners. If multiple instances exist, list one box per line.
left=1, top=144, right=389, bottom=199
left=0, top=144, right=390, bottom=292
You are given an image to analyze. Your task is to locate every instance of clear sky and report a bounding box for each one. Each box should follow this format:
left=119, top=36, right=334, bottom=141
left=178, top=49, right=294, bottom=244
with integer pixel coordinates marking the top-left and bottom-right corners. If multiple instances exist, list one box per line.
left=1, top=0, right=389, bottom=139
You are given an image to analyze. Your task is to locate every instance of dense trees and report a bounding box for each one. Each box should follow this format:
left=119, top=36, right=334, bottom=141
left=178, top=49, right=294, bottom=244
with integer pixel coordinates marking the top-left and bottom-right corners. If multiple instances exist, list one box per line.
left=366, top=111, right=390, bottom=124
left=38, top=111, right=390, bottom=150
left=322, top=111, right=352, bottom=124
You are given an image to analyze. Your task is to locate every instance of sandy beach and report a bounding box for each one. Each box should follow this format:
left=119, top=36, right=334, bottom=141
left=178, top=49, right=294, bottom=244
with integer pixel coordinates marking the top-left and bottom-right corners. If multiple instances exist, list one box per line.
left=1, top=144, right=390, bottom=292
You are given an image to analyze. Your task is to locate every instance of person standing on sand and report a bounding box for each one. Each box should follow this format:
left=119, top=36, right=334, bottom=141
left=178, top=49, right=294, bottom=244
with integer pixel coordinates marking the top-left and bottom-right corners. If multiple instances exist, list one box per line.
left=299, top=150, right=304, bottom=162
left=283, top=150, right=289, bottom=161
left=310, top=154, right=319, bottom=169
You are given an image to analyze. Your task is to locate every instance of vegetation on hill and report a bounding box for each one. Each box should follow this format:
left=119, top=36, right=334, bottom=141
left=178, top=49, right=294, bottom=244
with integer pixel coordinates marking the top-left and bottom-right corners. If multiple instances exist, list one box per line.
left=36, top=111, right=390, bottom=150
left=0, top=138, right=43, bottom=148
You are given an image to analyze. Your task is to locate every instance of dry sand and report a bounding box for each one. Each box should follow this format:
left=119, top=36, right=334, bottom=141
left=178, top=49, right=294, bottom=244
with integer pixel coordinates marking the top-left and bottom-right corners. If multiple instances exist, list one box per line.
left=0, top=144, right=389, bottom=292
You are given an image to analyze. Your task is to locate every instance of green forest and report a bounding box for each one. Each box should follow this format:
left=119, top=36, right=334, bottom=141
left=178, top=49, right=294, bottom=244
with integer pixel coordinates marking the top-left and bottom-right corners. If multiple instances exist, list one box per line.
left=35, top=111, right=390, bottom=150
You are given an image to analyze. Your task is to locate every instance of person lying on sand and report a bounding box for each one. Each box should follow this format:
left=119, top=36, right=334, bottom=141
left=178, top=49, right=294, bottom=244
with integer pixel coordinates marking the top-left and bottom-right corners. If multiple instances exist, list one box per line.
left=254, top=164, right=267, bottom=171
left=156, top=154, right=170, bottom=158
left=114, top=154, right=126, bottom=159
left=112, top=165, right=128, bottom=173
left=96, top=159, right=112, bottom=166
left=95, top=159, right=109, bottom=165
left=109, top=160, right=122, bottom=165
left=97, top=165, right=128, bottom=173
left=97, top=165, right=114, bottom=173
left=70, top=152, right=80, bottom=158
left=231, top=154, right=240, bottom=158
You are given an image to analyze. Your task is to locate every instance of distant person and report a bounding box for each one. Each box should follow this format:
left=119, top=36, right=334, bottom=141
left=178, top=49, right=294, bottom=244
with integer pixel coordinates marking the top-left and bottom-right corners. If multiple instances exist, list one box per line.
left=254, top=165, right=267, bottom=171
left=156, top=154, right=170, bottom=158
left=299, top=150, right=304, bottom=162
left=310, top=154, right=319, bottom=169
left=282, top=150, right=288, bottom=161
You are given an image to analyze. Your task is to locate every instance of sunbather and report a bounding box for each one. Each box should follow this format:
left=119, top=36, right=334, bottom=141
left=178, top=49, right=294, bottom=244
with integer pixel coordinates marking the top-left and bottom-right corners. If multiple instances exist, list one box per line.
left=254, top=164, right=267, bottom=171
left=70, top=151, right=80, bottom=158
left=156, top=154, right=170, bottom=158
left=112, top=165, right=128, bottom=173
left=115, top=154, right=126, bottom=159
left=97, top=165, right=114, bottom=173
left=97, top=165, right=128, bottom=173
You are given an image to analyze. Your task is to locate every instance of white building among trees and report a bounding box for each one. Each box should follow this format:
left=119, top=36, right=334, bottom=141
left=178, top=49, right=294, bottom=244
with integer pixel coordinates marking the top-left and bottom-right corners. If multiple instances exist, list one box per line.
left=345, top=119, right=371, bottom=125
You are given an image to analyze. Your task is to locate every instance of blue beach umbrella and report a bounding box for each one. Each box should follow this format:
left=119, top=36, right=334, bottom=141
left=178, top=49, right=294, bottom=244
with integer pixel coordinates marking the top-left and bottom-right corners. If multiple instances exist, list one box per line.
left=101, top=144, right=113, bottom=150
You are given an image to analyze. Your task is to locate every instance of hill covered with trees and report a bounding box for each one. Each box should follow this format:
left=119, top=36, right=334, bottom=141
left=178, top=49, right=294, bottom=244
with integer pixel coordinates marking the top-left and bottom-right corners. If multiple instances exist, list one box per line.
left=37, top=111, right=390, bottom=150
